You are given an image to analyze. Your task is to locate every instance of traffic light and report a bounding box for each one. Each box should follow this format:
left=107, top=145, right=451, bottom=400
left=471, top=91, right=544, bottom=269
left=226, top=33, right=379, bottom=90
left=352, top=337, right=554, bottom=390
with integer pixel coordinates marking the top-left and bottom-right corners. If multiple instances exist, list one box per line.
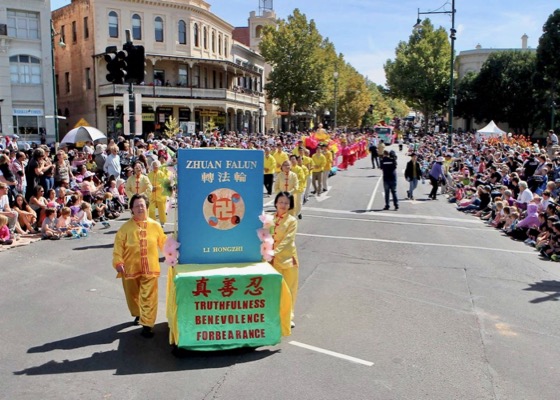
left=123, top=44, right=146, bottom=84
left=105, top=46, right=126, bottom=84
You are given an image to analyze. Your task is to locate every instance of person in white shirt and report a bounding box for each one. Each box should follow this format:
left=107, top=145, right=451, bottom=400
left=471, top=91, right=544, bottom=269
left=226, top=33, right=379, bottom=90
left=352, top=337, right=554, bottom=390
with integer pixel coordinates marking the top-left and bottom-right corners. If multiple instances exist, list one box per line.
left=515, top=181, right=533, bottom=210
left=103, top=145, right=121, bottom=180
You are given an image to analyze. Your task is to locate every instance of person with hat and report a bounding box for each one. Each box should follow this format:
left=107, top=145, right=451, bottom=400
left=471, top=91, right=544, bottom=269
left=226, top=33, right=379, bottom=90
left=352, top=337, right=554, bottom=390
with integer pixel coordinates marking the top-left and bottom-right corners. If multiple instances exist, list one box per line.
left=428, top=156, right=446, bottom=200
left=94, top=144, right=107, bottom=175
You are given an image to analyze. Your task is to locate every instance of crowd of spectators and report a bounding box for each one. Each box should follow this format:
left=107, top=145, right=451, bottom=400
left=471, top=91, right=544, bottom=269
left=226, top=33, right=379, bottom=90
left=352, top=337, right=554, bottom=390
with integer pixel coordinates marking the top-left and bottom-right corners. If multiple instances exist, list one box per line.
left=412, top=128, right=560, bottom=261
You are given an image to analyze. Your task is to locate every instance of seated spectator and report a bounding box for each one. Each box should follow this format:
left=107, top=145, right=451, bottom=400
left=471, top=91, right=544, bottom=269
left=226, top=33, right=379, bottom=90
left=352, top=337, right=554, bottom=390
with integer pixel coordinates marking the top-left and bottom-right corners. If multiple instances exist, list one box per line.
left=0, top=215, right=14, bottom=245
left=80, top=171, right=104, bottom=203
left=13, top=194, right=37, bottom=233
left=29, top=185, right=48, bottom=227
left=75, top=202, right=94, bottom=229
left=55, top=206, right=75, bottom=237
left=514, top=181, right=533, bottom=210
left=41, top=208, right=60, bottom=240
left=508, top=203, right=539, bottom=240
left=92, top=194, right=109, bottom=223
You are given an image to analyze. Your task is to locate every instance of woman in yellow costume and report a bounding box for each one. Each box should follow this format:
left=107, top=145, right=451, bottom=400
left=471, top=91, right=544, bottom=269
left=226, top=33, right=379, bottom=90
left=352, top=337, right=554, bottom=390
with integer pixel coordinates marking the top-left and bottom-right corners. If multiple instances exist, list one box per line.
left=147, top=160, right=168, bottom=226
left=290, top=154, right=306, bottom=219
left=125, top=162, right=153, bottom=201
left=113, top=194, right=167, bottom=338
left=271, top=191, right=299, bottom=328
left=274, top=160, right=300, bottom=217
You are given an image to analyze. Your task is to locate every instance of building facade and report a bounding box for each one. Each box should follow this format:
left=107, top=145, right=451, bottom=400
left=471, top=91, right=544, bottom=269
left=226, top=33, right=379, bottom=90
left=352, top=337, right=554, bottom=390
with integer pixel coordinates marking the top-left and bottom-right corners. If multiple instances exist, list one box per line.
left=0, top=0, right=56, bottom=142
left=52, top=0, right=268, bottom=140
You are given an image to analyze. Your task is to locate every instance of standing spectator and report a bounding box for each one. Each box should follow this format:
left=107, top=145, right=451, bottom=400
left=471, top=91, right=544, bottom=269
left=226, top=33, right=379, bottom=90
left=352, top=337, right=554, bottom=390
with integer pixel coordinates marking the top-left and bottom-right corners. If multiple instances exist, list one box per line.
left=11, top=151, right=27, bottom=199
left=369, top=134, right=380, bottom=169
left=103, top=145, right=122, bottom=180
left=381, top=150, right=398, bottom=210
left=429, top=156, right=445, bottom=200
left=0, top=154, right=17, bottom=204
left=94, top=144, right=107, bottom=175
left=112, top=194, right=166, bottom=338
left=263, top=147, right=275, bottom=197
left=53, top=150, right=74, bottom=188
left=405, top=153, right=422, bottom=200
left=24, top=148, right=47, bottom=201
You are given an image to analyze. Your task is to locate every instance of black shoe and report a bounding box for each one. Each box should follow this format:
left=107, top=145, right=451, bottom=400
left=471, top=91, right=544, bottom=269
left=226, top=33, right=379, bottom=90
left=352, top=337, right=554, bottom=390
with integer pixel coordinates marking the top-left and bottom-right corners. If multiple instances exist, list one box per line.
left=140, top=326, right=154, bottom=338
left=383, top=205, right=390, bottom=210
left=133, top=316, right=140, bottom=326
left=298, top=214, right=302, bottom=220
left=395, top=206, right=399, bottom=210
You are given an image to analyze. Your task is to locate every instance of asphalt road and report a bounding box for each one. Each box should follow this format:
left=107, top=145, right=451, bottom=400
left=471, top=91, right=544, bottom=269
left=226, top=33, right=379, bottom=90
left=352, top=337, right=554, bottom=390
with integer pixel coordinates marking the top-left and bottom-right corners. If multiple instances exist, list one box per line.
left=2, top=145, right=560, bottom=400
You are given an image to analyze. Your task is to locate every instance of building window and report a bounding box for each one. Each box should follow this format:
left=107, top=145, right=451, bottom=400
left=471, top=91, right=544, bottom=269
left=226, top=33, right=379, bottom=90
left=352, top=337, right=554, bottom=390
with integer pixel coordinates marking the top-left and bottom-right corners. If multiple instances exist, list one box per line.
left=203, top=27, right=207, bottom=49
left=218, top=34, right=222, bottom=55
left=153, top=69, right=165, bottom=85
left=84, top=17, right=89, bottom=39
left=178, top=65, right=188, bottom=86
left=108, top=11, right=119, bottom=38
left=193, top=23, right=199, bottom=47
left=132, top=14, right=142, bottom=40
left=178, top=20, right=187, bottom=45
left=7, top=10, right=39, bottom=40
left=85, top=68, right=91, bottom=90
left=9, top=55, right=41, bottom=84
left=13, top=115, right=40, bottom=136
left=61, top=26, right=66, bottom=44
left=224, top=38, right=228, bottom=57
left=155, top=17, right=164, bottom=42
left=211, top=31, right=216, bottom=53
left=65, top=72, right=70, bottom=93
left=72, top=21, right=77, bottom=43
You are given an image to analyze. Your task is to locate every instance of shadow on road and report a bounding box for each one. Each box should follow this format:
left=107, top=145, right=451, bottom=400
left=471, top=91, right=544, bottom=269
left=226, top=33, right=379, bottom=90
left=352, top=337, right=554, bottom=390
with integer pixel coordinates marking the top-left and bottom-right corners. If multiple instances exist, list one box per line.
left=14, top=322, right=278, bottom=375
left=72, top=243, right=115, bottom=250
left=523, top=280, right=560, bottom=303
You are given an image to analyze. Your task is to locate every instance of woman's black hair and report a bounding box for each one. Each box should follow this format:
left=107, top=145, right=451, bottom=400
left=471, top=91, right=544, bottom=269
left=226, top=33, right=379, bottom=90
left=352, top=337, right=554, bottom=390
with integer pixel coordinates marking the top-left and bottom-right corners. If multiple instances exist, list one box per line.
left=274, top=191, right=294, bottom=210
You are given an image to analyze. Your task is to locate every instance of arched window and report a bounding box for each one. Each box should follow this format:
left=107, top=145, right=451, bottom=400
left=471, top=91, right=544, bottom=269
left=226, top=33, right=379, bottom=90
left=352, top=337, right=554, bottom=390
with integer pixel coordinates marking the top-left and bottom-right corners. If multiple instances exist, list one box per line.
left=132, top=14, right=142, bottom=40
left=203, top=27, right=207, bottom=49
left=255, top=25, right=263, bottom=38
left=224, top=37, right=228, bottom=57
left=108, top=11, right=119, bottom=38
left=218, top=34, right=222, bottom=55
left=9, top=55, right=42, bottom=84
left=155, top=16, right=164, bottom=42
left=178, top=20, right=187, bottom=45
left=211, top=31, right=215, bottom=53
left=193, top=23, right=199, bottom=47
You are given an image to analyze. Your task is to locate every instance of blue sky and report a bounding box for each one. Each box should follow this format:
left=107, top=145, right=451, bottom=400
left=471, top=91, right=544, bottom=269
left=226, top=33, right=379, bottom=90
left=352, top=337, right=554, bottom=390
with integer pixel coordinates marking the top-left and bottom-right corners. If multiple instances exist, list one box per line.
left=51, top=0, right=557, bottom=86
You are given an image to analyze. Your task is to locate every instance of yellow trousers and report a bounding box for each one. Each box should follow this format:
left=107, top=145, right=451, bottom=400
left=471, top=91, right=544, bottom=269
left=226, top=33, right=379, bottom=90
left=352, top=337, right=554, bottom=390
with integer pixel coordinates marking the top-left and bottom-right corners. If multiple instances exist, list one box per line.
left=149, top=198, right=167, bottom=224
left=121, top=275, right=159, bottom=327
left=277, top=267, right=298, bottom=319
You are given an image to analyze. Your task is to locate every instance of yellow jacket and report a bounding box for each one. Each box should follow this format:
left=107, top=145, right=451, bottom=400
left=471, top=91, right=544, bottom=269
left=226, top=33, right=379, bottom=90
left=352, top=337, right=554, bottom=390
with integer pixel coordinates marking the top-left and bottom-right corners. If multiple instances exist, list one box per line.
left=125, top=174, right=153, bottom=200
left=303, top=156, right=313, bottom=174
left=292, top=165, right=306, bottom=192
left=272, top=213, right=299, bottom=270
left=112, top=218, right=167, bottom=279
left=323, top=150, right=333, bottom=171
left=273, top=150, right=289, bottom=173
left=312, top=153, right=326, bottom=173
left=274, top=170, right=299, bottom=194
left=148, top=169, right=168, bottom=203
left=264, top=154, right=276, bottom=175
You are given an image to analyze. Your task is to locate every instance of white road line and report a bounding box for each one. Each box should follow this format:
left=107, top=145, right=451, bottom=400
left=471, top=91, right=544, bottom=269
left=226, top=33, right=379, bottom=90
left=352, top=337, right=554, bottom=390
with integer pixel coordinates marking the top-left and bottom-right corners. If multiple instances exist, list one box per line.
left=304, top=206, right=481, bottom=224
left=304, top=214, right=489, bottom=231
left=297, top=232, right=536, bottom=254
left=289, top=341, right=374, bottom=367
left=366, top=176, right=382, bottom=211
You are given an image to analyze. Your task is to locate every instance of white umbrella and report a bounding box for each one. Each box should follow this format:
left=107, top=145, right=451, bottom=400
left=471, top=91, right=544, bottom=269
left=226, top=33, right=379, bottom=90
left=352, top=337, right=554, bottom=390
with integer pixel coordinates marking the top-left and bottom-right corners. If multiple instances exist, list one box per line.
left=60, top=126, right=107, bottom=144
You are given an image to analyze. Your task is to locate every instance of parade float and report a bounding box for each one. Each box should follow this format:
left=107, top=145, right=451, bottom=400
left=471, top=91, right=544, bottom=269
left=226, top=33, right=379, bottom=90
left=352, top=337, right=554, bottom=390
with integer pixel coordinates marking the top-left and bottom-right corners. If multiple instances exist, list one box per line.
left=166, top=149, right=292, bottom=351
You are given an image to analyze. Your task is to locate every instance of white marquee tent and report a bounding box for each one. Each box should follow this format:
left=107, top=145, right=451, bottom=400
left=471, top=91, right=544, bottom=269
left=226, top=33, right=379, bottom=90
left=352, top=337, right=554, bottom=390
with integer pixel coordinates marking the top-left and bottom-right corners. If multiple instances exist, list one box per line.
left=477, top=120, right=507, bottom=137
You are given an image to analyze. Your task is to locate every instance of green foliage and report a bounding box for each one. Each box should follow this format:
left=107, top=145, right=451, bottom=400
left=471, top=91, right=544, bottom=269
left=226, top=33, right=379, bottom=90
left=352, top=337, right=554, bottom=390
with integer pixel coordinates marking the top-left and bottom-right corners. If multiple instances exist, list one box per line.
left=536, top=9, right=560, bottom=86
left=384, top=19, right=451, bottom=128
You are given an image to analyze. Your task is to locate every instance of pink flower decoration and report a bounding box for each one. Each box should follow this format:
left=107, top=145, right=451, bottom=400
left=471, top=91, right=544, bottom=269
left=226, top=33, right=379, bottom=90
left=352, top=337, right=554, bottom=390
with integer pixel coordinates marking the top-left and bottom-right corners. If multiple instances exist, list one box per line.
left=257, top=228, right=269, bottom=241
left=259, top=213, right=274, bottom=229
left=164, top=236, right=180, bottom=252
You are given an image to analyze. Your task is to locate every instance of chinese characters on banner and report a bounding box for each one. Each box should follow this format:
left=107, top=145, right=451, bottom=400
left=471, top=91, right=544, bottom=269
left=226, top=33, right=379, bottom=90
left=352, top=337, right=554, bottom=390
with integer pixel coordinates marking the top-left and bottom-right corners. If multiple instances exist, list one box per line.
left=176, top=149, right=263, bottom=264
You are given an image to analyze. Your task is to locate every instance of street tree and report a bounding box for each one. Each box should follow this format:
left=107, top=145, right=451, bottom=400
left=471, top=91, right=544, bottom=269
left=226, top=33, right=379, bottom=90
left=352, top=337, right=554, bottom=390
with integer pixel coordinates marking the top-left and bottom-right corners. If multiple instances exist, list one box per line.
left=384, top=19, right=451, bottom=133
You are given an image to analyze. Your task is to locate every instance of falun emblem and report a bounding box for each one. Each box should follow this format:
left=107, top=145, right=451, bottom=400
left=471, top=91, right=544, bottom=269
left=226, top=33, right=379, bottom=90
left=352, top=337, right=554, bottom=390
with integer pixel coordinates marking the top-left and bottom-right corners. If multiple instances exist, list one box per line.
left=203, top=188, right=245, bottom=230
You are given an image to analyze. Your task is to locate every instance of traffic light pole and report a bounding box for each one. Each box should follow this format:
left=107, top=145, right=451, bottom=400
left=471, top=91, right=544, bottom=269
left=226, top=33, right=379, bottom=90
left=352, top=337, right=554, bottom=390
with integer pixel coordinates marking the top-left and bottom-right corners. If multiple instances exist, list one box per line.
left=128, top=82, right=135, bottom=138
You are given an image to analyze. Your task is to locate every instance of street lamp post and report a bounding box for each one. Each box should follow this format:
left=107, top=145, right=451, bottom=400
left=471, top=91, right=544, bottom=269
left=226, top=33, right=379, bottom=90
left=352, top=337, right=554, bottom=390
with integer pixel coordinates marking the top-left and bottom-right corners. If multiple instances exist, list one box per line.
left=414, top=0, right=456, bottom=146
left=333, top=71, right=339, bottom=130
left=50, top=20, right=66, bottom=145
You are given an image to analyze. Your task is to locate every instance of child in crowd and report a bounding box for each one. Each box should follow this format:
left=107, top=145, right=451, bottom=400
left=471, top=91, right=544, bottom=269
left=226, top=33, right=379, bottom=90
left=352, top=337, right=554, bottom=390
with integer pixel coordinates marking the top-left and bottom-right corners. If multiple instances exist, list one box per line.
left=92, top=195, right=110, bottom=227
left=0, top=215, right=14, bottom=245
left=55, top=206, right=75, bottom=237
left=75, top=202, right=94, bottom=229
left=41, top=208, right=60, bottom=240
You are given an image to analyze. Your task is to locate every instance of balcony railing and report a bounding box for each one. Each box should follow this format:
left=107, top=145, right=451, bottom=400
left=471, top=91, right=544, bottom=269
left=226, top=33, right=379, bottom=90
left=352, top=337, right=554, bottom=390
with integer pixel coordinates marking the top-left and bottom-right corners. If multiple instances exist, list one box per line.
left=98, top=84, right=261, bottom=106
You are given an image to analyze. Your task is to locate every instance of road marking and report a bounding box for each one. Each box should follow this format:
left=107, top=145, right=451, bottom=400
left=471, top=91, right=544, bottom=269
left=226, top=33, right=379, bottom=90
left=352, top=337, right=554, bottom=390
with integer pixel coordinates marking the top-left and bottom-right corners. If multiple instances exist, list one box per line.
left=297, top=232, right=536, bottom=254
left=304, top=214, right=489, bottom=231
left=366, top=176, right=382, bottom=211
left=315, top=194, right=331, bottom=202
left=289, top=341, right=374, bottom=366
left=304, top=206, right=481, bottom=224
